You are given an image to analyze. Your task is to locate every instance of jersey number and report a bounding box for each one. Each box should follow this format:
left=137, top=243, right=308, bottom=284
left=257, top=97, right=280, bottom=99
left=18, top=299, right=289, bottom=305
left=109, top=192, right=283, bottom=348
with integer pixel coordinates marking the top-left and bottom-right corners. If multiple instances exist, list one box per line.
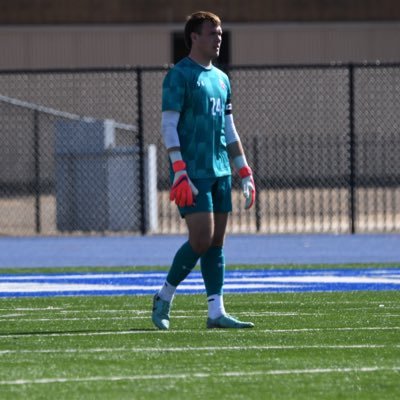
left=210, top=97, right=223, bottom=116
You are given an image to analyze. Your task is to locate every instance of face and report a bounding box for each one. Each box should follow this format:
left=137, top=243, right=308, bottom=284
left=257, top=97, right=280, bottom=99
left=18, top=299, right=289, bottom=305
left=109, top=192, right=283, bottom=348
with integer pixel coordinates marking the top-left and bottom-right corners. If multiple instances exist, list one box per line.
left=192, top=20, right=222, bottom=60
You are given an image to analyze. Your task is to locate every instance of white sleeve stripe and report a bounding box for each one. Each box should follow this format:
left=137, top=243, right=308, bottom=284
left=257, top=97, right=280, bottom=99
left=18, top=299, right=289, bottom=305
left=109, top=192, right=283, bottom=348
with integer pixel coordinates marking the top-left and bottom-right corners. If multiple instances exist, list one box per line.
left=233, top=154, right=248, bottom=171
left=225, top=114, right=240, bottom=145
left=161, top=110, right=180, bottom=149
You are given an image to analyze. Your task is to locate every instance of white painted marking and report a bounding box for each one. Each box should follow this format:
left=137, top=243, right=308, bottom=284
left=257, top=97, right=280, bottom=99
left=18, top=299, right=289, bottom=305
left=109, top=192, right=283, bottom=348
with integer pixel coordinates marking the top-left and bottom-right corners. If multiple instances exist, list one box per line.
left=1, top=315, right=197, bottom=322
left=9, top=311, right=400, bottom=322
left=262, top=326, right=400, bottom=333
left=1, top=269, right=400, bottom=297
left=0, top=366, right=399, bottom=386
left=0, top=344, right=396, bottom=356
left=249, top=276, right=400, bottom=284
left=183, top=283, right=297, bottom=289
left=0, top=314, right=26, bottom=318
left=0, top=307, right=64, bottom=311
left=0, top=308, right=151, bottom=314
left=1, top=326, right=399, bottom=339
left=0, top=273, right=166, bottom=281
left=0, top=283, right=163, bottom=293
left=0, top=282, right=296, bottom=293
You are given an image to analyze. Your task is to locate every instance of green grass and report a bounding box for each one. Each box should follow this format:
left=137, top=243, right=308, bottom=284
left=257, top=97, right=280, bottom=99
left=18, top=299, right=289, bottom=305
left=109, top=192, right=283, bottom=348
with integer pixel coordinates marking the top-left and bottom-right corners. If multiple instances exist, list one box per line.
left=1, top=262, right=399, bottom=274
left=0, top=267, right=399, bottom=399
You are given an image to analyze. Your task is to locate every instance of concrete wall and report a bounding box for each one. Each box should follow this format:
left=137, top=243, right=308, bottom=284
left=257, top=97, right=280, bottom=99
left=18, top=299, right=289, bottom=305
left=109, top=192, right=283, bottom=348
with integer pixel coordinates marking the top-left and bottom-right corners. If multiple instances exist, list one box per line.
left=1, top=0, right=400, bottom=24
left=0, top=22, right=399, bottom=70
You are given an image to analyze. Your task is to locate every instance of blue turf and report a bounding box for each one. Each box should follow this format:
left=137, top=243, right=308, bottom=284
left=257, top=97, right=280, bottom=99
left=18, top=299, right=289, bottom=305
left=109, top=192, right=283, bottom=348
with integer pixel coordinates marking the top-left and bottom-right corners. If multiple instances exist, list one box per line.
left=0, top=234, right=400, bottom=268
left=1, top=268, right=399, bottom=297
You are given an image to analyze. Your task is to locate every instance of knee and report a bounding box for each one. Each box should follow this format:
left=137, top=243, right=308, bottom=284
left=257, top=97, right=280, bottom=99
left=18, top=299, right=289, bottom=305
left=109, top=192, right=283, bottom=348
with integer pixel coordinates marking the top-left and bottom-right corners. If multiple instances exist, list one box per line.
left=189, top=237, right=212, bottom=255
left=211, top=235, right=225, bottom=248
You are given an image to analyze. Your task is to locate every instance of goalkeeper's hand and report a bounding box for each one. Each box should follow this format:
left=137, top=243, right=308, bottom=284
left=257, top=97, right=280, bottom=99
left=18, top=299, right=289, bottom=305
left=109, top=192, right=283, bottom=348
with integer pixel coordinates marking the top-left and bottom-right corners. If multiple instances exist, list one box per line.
left=238, top=166, right=256, bottom=210
left=170, top=160, right=199, bottom=207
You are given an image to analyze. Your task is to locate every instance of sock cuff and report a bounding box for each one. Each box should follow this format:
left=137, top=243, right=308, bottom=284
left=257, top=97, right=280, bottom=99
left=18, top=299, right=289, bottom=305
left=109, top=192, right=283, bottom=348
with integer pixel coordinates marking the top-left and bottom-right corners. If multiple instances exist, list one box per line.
left=185, top=241, right=202, bottom=258
left=201, top=246, right=224, bottom=260
left=207, top=294, right=225, bottom=319
left=200, top=246, right=225, bottom=297
left=166, top=240, right=201, bottom=287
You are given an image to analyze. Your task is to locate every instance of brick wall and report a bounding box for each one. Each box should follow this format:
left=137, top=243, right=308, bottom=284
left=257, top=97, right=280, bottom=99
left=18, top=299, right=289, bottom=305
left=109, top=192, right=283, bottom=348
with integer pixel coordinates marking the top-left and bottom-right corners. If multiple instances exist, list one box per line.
left=1, top=0, right=400, bottom=24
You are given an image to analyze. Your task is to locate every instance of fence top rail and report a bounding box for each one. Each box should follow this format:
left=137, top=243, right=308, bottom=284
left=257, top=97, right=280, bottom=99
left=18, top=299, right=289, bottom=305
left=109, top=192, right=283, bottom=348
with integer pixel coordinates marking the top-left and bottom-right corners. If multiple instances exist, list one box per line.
left=0, top=94, right=136, bottom=131
left=0, top=94, right=95, bottom=121
left=0, top=65, right=171, bottom=75
left=0, top=61, right=400, bottom=75
left=225, top=61, right=400, bottom=71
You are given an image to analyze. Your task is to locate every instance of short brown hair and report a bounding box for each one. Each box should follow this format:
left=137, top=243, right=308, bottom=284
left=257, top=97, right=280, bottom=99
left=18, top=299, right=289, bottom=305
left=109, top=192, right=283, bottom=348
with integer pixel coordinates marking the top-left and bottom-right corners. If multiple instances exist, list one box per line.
left=184, top=11, right=221, bottom=49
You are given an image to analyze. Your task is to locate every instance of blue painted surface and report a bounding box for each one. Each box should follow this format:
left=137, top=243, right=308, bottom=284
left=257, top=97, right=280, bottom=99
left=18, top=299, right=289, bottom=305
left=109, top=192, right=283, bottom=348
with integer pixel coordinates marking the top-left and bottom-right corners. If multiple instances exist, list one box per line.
left=1, top=268, right=399, bottom=298
left=0, top=234, right=399, bottom=268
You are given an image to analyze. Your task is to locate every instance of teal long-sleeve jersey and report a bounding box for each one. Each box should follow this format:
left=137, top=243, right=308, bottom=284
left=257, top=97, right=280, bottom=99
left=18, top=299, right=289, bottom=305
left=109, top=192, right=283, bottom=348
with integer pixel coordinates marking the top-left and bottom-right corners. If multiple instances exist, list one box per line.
left=162, top=57, right=232, bottom=179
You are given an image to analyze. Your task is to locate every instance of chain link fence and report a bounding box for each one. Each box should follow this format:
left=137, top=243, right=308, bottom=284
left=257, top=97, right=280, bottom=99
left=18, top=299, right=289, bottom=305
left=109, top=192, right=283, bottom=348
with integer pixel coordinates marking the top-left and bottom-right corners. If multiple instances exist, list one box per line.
left=0, top=63, right=399, bottom=235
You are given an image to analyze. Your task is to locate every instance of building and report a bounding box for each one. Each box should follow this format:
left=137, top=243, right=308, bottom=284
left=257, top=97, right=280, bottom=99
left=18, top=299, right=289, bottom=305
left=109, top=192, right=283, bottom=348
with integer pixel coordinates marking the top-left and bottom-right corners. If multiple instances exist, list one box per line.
left=0, top=0, right=399, bottom=69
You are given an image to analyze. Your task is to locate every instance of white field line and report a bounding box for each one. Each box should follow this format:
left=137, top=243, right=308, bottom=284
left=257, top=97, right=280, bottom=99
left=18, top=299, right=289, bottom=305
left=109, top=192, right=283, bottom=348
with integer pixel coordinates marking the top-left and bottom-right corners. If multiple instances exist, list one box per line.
left=1, top=326, right=400, bottom=339
left=0, top=308, right=65, bottom=311
left=1, top=366, right=400, bottom=386
left=0, top=283, right=163, bottom=293
left=263, top=326, right=400, bottom=333
left=319, top=301, right=400, bottom=305
left=3, top=275, right=400, bottom=284
left=1, top=272, right=400, bottom=294
left=1, top=308, right=397, bottom=317
left=0, top=316, right=198, bottom=322
left=0, top=300, right=398, bottom=312
left=4, top=312, right=400, bottom=322
left=0, top=312, right=319, bottom=322
left=0, top=309, right=160, bottom=314
left=0, top=344, right=398, bottom=356
left=0, top=309, right=193, bottom=314
left=0, top=311, right=322, bottom=317
left=370, top=314, right=400, bottom=317
left=0, top=283, right=301, bottom=292
left=0, top=273, right=167, bottom=281
left=223, top=276, right=400, bottom=284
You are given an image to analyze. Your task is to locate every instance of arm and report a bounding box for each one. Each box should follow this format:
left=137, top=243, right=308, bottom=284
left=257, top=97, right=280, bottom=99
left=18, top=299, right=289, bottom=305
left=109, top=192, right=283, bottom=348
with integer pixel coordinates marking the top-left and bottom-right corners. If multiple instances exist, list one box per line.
left=161, top=110, right=198, bottom=207
left=225, top=114, right=256, bottom=210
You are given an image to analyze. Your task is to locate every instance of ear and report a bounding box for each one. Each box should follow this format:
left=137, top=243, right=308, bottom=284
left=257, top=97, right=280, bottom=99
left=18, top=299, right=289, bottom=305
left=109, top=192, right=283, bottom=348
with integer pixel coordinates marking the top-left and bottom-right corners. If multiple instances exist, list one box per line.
left=191, top=31, right=198, bottom=45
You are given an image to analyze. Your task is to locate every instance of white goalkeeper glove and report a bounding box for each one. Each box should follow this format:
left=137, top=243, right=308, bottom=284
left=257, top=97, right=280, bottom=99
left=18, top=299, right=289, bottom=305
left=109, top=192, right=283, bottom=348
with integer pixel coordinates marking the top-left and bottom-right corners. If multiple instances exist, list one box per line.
left=233, top=155, right=256, bottom=210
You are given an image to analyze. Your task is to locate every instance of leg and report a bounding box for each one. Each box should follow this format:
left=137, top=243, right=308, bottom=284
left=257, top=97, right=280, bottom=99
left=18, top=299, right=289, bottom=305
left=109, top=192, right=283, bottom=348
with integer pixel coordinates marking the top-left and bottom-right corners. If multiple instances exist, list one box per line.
left=162, top=212, right=213, bottom=294
left=200, top=213, right=228, bottom=319
left=201, top=214, right=254, bottom=329
left=200, top=212, right=228, bottom=299
left=160, top=212, right=213, bottom=293
left=211, top=212, right=229, bottom=247
left=186, top=212, right=214, bottom=253
left=152, top=212, right=212, bottom=330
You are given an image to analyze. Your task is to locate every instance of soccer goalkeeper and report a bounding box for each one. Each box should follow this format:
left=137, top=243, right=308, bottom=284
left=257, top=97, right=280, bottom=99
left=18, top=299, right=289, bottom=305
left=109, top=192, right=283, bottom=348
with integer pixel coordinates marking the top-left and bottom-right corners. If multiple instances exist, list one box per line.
left=152, top=11, right=256, bottom=330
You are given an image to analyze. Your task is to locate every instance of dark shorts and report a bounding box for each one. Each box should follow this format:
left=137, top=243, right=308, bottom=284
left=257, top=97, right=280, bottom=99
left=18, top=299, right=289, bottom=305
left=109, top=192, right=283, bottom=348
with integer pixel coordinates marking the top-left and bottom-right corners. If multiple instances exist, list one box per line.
left=178, top=175, right=232, bottom=217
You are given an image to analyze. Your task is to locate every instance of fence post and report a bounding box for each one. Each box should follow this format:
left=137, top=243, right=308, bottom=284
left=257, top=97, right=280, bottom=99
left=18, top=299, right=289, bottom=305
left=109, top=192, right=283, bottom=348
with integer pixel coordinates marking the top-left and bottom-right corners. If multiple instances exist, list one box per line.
left=136, top=67, right=147, bottom=235
left=253, top=136, right=261, bottom=232
left=348, top=64, right=356, bottom=234
left=33, top=109, right=41, bottom=234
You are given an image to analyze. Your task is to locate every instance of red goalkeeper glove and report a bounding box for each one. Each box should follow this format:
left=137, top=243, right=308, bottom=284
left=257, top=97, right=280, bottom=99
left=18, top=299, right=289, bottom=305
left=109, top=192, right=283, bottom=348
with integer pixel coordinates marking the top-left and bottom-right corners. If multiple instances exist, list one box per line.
left=238, top=166, right=256, bottom=210
left=170, top=160, right=199, bottom=207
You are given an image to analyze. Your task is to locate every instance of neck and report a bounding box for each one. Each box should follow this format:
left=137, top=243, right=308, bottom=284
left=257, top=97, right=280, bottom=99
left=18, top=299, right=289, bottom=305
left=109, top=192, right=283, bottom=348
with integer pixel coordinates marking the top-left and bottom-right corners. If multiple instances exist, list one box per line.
left=188, top=50, right=212, bottom=68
